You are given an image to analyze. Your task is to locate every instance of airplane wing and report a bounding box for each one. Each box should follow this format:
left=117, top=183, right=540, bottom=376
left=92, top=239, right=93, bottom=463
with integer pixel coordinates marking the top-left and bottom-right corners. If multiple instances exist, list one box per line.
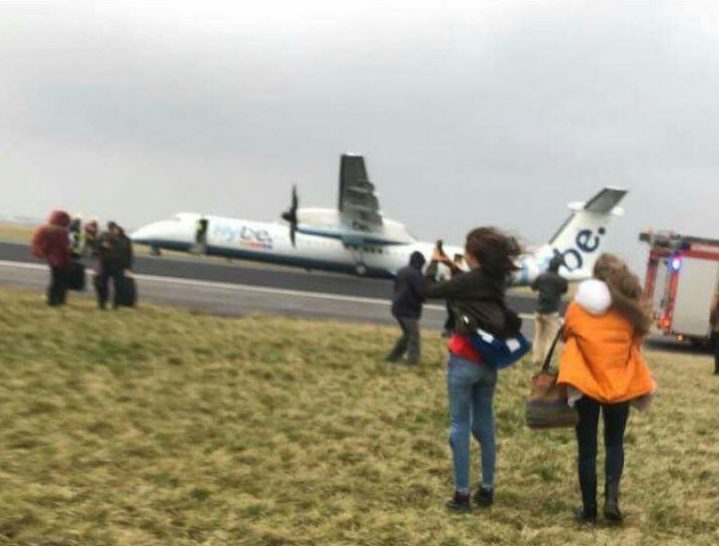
left=338, top=154, right=383, bottom=228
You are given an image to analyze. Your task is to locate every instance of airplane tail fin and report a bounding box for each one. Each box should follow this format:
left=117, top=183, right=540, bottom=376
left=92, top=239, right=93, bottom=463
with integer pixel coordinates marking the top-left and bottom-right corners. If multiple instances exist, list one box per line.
left=338, top=154, right=383, bottom=225
left=546, top=187, right=628, bottom=280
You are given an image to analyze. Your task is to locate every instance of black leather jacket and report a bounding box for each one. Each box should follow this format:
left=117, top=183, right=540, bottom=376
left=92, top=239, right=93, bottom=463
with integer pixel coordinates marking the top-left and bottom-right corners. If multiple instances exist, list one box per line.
left=424, top=262, right=520, bottom=338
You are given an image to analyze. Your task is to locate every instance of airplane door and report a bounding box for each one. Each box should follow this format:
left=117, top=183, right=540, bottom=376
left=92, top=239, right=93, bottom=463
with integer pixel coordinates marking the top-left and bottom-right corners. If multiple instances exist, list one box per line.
left=193, top=217, right=209, bottom=255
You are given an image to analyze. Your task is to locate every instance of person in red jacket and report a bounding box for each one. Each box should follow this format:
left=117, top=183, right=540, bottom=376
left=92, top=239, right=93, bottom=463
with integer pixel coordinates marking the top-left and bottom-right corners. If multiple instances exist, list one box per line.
left=32, top=210, right=72, bottom=306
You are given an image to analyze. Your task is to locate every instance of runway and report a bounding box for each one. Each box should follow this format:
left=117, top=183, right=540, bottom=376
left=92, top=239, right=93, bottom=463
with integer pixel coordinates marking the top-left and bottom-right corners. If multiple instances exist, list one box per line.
left=0, top=241, right=542, bottom=335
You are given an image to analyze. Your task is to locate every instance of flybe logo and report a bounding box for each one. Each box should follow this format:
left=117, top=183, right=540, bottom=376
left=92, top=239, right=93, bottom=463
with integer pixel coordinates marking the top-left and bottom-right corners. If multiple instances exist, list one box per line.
left=212, top=224, right=273, bottom=250
left=553, top=227, right=606, bottom=271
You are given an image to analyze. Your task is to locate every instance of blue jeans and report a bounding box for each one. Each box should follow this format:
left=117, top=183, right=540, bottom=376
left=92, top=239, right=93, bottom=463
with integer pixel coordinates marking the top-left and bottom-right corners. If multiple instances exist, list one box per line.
left=447, top=354, right=497, bottom=492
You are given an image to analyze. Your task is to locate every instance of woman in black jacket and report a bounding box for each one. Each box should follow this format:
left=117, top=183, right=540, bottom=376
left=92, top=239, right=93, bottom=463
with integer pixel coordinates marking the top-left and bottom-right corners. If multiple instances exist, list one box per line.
left=425, top=227, right=521, bottom=511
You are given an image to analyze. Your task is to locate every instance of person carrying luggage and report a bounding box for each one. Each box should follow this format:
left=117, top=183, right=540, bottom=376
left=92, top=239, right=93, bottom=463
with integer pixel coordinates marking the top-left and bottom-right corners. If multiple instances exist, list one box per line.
left=95, top=221, right=130, bottom=309
left=31, top=210, right=72, bottom=306
left=531, top=255, right=568, bottom=365
left=557, top=253, right=656, bottom=523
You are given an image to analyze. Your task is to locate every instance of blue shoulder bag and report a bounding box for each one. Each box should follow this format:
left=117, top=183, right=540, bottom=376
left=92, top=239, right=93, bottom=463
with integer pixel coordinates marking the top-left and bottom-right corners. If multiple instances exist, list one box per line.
left=468, top=328, right=532, bottom=369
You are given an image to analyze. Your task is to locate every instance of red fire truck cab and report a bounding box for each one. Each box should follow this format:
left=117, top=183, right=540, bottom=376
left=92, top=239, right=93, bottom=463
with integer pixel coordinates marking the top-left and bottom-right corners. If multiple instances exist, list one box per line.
left=641, top=230, right=719, bottom=345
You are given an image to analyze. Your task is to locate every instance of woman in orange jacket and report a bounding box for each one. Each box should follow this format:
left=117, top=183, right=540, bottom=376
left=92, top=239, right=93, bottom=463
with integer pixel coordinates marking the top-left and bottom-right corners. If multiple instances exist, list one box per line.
left=558, top=253, right=656, bottom=523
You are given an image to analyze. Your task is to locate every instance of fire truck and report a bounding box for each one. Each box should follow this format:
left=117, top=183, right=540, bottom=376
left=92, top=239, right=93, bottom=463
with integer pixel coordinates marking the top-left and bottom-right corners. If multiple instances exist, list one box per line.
left=640, top=230, right=719, bottom=345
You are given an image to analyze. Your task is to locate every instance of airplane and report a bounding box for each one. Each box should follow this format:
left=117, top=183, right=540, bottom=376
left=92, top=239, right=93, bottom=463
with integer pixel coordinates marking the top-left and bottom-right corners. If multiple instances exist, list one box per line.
left=131, top=154, right=627, bottom=285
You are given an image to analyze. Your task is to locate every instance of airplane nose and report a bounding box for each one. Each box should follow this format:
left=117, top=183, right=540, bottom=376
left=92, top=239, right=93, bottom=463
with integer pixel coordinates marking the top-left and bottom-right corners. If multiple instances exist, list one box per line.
left=131, top=223, right=158, bottom=244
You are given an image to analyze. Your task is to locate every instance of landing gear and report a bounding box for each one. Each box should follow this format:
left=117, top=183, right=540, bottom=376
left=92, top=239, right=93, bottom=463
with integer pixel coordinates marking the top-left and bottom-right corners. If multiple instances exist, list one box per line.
left=345, top=243, right=368, bottom=276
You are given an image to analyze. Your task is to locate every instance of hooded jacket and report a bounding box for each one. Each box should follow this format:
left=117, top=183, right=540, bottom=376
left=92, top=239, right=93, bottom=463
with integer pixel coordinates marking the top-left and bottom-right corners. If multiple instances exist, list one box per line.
left=392, top=251, right=426, bottom=319
left=557, top=279, right=656, bottom=404
left=31, top=210, right=71, bottom=269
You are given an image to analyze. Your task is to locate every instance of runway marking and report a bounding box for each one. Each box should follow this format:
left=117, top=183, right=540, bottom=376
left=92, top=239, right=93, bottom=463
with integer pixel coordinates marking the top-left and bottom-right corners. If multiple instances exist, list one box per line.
left=0, top=260, right=535, bottom=320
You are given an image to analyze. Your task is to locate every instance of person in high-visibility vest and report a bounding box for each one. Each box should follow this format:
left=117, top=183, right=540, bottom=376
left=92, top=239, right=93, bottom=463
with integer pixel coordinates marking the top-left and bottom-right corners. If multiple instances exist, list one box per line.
left=69, top=215, right=83, bottom=259
left=83, top=219, right=100, bottom=258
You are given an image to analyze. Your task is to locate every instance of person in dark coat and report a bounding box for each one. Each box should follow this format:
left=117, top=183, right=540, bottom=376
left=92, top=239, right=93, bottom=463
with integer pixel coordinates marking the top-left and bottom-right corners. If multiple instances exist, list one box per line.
left=531, top=256, right=568, bottom=366
left=115, top=226, right=134, bottom=271
left=386, top=251, right=427, bottom=365
left=31, top=210, right=72, bottom=306
left=710, top=289, right=719, bottom=375
left=424, top=227, right=522, bottom=512
left=95, top=221, right=132, bottom=309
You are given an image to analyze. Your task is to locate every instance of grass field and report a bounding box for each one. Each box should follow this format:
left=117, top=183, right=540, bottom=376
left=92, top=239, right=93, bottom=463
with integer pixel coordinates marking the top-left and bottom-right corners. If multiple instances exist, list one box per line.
left=0, top=287, right=717, bottom=545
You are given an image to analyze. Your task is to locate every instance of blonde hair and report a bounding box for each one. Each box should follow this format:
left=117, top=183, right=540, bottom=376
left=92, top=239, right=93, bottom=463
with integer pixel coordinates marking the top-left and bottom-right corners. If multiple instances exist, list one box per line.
left=593, top=253, right=652, bottom=337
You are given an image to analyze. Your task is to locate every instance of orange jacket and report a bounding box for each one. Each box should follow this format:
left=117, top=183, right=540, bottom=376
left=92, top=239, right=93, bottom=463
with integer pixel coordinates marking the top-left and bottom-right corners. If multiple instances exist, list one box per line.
left=557, top=279, right=656, bottom=404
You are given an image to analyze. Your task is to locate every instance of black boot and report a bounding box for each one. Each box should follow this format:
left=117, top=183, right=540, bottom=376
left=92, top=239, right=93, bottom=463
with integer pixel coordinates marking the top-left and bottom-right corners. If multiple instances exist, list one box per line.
left=445, top=491, right=471, bottom=512
left=575, top=504, right=597, bottom=523
left=473, top=485, right=494, bottom=507
left=604, top=478, right=623, bottom=522
left=578, top=465, right=597, bottom=524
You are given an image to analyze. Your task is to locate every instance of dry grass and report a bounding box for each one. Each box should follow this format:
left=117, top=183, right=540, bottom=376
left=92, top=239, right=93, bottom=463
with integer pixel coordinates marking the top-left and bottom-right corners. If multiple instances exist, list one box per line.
left=0, top=287, right=717, bottom=545
left=0, top=224, right=35, bottom=244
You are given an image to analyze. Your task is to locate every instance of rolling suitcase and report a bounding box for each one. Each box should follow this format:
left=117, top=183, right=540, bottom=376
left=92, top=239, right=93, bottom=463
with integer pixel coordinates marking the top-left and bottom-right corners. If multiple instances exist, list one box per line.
left=117, top=274, right=137, bottom=307
left=66, top=262, right=86, bottom=291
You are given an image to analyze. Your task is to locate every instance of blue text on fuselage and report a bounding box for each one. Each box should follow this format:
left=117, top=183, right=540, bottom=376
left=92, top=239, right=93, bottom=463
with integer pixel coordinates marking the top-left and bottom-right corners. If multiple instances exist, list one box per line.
left=553, top=228, right=605, bottom=271
left=212, top=223, right=273, bottom=247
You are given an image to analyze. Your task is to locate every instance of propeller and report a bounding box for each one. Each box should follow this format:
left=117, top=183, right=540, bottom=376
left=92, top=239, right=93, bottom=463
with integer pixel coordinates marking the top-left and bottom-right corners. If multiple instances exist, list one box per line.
left=281, top=185, right=299, bottom=246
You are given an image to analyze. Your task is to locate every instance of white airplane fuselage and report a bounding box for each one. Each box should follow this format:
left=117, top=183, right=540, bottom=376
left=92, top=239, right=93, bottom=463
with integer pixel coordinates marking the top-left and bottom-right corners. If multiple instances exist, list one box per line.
left=131, top=203, right=620, bottom=286
left=133, top=212, right=444, bottom=280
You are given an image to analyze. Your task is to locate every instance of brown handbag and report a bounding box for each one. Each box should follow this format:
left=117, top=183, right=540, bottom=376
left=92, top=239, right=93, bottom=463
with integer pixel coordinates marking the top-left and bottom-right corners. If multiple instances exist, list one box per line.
left=525, top=328, right=579, bottom=429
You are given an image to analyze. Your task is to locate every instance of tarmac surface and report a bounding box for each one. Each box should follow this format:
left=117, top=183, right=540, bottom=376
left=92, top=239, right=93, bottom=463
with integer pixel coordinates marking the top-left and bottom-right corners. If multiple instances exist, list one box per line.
left=0, top=241, right=541, bottom=335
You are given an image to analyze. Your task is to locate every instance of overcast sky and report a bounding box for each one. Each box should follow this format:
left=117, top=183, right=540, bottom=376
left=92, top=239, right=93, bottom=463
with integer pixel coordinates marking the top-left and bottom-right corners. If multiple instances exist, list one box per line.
left=2, top=1, right=718, bottom=270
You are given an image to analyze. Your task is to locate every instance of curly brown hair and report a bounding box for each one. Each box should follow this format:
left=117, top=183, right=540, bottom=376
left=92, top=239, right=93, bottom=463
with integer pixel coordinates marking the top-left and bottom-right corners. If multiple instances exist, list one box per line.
left=593, top=253, right=652, bottom=336
left=465, top=227, right=522, bottom=285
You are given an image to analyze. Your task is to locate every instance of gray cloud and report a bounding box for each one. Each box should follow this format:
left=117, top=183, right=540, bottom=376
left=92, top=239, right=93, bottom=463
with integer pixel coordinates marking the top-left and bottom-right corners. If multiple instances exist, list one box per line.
left=2, top=1, right=718, bottom=272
